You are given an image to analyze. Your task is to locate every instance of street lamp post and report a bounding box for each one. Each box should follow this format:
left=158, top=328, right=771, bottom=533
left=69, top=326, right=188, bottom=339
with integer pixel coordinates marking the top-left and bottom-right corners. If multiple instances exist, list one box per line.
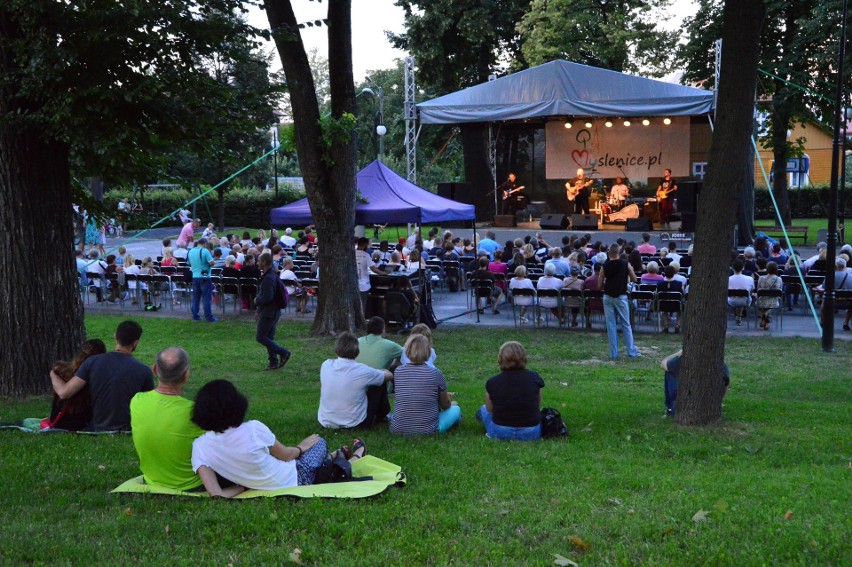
left=364, top=76, right=386, bottom=161
left=271, top=125, right=280, bottom=200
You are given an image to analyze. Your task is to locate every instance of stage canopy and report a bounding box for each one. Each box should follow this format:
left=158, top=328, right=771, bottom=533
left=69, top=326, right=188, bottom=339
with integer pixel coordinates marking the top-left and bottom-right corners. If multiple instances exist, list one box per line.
left=416, top=60, right=715, bottom=124
left=270, top=160, right=476, bottom=226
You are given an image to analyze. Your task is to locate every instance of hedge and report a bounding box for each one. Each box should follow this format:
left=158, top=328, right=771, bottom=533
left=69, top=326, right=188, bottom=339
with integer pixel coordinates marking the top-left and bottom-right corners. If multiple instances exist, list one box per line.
left=104, top=185, right=303, bottom=230
left=754, top=185, right=851, bottom=219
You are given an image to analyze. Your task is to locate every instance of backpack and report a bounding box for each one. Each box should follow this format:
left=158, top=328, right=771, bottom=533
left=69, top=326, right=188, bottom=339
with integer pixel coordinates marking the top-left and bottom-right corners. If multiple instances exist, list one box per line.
left=540, top=407, right=568, bottom=438
left=312, top=454, right=373, bottom=484
left=274, top=276, right=290, bottom=309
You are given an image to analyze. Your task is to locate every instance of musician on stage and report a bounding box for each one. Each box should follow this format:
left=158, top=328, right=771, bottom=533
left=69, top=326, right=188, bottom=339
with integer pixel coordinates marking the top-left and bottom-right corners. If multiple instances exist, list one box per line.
left=566, top=167, right=593, bottom=215
left=610, top=177, right=630, bottom=209
left=498, top=172, right=525, bottom=215
left=656, top=168, right=678, bottom=225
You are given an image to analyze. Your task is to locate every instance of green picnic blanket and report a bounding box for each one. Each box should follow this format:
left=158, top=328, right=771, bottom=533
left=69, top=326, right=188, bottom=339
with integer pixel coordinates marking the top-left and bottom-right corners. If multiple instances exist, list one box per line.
left=112, top=455, right=406, bottom=499
left=0, top=418, right=129, bottom=435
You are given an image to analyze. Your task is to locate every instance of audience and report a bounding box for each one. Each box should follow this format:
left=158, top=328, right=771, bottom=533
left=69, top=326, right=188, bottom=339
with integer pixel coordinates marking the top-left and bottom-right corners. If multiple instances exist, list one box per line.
left=399, top=324, right=437, bottom=367
left=727, top=258, right=754, bottom=326
left=661, top=349, right=729, bottom=417
left=318, top=332, right=393, bottom=429
left=42, top=339, right=106, bottom=431
left=756, top=261, right=783, bottom=330
left=509, top=265, right=536, bottom=325
left=356, top=317, right=403, bottom=371
left=476, top=342, right=544, bottom=441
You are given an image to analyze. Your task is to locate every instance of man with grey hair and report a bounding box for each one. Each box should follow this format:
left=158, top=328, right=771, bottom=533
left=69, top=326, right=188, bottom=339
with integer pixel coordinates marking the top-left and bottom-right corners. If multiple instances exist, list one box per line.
left=280, top=227, right=297, bottom=248
left=802, top=241, right=828, bottom=271
left=130, top=346, right=204, bottom=491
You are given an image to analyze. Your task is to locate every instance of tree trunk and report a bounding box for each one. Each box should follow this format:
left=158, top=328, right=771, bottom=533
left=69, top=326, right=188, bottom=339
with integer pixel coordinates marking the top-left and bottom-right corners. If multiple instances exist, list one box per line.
left=771, top=90, right=793, bottom=226
left=0, top=127, right=85, bottom=397
left=264, top=0, right=362, bottom=335
left=675, top=0, right=765, bottom=426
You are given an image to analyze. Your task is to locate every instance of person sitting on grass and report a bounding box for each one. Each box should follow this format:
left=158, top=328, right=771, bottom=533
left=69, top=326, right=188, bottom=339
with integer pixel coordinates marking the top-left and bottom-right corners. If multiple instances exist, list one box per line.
left=41, top=339, right=107, bottom=431
left=660, top=350, right=729, bottom=417
left=318, top=332, right=393, bottom=429
left=356, top=316, right=403, bottom=371
left=130, top=347, right=204, bottom=491
left=390, top=335, right=460, bottom=435
left=50, top=320, right=153, bottom=432
left=399, top=323, right=437, bottom=367
left=191, top=379, right=365, bottom=497
left=476, top=341, right=544, bottom=441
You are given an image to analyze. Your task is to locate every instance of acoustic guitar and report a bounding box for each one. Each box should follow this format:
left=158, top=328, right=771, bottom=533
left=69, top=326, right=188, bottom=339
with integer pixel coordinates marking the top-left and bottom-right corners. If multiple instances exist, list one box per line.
left=565, top=178, right=592, bottom=202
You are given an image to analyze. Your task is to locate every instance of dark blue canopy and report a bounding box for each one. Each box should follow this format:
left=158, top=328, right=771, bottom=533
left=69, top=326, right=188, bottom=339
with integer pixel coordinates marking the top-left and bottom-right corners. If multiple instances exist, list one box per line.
left=417, top=60, right=715, bottom=124
left=270, top=160, right=476, bottom=226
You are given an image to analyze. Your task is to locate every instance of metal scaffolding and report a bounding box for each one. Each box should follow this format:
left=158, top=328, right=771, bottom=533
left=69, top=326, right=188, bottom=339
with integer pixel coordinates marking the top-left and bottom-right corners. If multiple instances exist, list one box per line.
left=404, top=56, right=417, bottom=183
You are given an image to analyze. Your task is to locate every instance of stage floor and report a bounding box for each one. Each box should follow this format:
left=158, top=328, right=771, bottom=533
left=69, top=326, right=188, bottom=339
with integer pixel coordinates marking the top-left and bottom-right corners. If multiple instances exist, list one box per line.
left=470, top=219, right=692, bottom=248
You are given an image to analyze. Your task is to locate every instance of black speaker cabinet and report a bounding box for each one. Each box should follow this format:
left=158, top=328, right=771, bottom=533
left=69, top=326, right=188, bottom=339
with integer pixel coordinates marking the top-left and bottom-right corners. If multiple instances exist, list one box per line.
left=540, top=213, right=569, bottom=230
left=626, top=217, right=653, bottom=232
left=571, top=214, right=598, bottom=230
left=677, top=180, right=701, bottom=215
left=644, top=201, right=660, bottom=223
left=680, top=212, right=697, bottom=232
left=494, top=214, right=517, bottom=227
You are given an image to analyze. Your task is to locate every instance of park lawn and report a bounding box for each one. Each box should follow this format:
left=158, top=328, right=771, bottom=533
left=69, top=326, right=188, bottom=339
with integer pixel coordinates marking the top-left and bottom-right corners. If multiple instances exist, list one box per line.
left=0, top=315, right=849, bottom=566
left=755, top=217, right=833, bottom=247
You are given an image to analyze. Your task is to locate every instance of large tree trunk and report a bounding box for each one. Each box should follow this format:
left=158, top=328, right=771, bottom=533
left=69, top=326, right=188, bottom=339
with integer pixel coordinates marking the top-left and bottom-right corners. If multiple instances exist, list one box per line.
left=0, top=128, right=85, bottom=397
left=265, top=0, right=362, bottom=335
left=771, top=91, right=793, bottom=226
left=676, top=0, right=765, bottom=426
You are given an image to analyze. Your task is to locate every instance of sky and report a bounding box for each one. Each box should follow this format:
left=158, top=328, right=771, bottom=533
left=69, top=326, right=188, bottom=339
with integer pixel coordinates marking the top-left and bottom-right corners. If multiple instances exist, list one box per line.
left=248, top=0, right=700, bottom=81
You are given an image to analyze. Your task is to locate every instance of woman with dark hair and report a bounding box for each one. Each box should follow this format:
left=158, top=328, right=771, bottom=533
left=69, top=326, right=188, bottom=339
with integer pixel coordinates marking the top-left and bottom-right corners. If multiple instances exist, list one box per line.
left=756, top=261, right=783, bottom=330
left=476, top=341, right=544, bottom=441
left=628, top=248, right=644, bottom=276
left=191, top=380, right=365, bottom=497
left=43, top=339, right=107, bottom=430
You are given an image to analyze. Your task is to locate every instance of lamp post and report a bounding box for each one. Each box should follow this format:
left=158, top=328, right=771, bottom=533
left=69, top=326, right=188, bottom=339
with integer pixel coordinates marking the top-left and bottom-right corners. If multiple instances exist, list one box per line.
left=363, top=76, right=386, bottom=161
left=271, top=124, right=280, bottom=200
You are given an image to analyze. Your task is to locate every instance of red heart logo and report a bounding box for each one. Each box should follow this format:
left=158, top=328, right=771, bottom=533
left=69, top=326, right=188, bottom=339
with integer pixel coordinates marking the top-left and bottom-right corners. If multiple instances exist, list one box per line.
left=571, top=149, right=591, bottom=168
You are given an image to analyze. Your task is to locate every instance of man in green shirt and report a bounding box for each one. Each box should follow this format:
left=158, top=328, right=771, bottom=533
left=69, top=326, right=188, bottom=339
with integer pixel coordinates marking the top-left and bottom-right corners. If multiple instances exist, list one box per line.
left=130, top=346, right=203, bottom=490
left=356, top=317, right=403, bottom=371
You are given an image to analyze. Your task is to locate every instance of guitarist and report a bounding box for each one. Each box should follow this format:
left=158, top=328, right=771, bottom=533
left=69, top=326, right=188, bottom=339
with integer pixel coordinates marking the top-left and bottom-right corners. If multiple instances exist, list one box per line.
left=656, top=168, right=678, bottom=225
left=498, top=172, right=525, bottom=215
left=566, top=167, right=593, bottom=215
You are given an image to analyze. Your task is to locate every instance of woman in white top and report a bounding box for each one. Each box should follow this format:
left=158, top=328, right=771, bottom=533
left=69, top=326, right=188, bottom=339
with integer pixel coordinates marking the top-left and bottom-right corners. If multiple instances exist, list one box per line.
left=191, top=380, right=365, bottom=497
left=509, top=265, right=536, bottom=324
left=278, top=257, right=308, bottom=313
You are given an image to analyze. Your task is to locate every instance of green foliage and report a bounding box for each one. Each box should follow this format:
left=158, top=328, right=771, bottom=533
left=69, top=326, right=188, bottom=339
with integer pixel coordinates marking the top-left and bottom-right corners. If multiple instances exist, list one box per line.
left=753, top=186, right=852, bottom=220
left=0, top=0, right=280, bottom=186
left=103, top=185, right=302, bottom=230
left=318, top=112, right=357, bottom=166
left=519, top=0, right=679, bottom=76
left=0, top=314, right=849, bottom=565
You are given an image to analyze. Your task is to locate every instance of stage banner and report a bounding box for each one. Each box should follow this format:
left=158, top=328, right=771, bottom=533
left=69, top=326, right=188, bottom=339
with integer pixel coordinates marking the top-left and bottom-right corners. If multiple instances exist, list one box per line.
left=545, top=118, right=690, bottom=182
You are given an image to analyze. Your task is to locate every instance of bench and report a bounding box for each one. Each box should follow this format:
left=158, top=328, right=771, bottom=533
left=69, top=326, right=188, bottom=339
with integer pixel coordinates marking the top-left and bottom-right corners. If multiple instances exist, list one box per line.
left=754, top=225, right=809, bottom=245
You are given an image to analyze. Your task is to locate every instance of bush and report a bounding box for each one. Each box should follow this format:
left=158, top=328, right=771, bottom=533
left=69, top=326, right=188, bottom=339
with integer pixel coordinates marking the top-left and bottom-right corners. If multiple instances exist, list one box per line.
left=104, top=184, right=303, bottom=229
left=754, top=185, right=851, bottom=219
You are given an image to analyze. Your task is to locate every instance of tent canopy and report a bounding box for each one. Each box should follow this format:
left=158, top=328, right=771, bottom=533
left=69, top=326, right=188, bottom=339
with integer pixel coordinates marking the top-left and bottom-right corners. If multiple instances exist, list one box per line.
left=417, top=60, right=715, bottom=125
left=270, top=160, right=475, bottom=226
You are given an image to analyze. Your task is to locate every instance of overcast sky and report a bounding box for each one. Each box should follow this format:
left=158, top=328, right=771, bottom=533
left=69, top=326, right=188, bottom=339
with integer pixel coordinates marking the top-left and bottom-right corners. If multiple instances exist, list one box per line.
left=248, top=0, right=699, bottom=81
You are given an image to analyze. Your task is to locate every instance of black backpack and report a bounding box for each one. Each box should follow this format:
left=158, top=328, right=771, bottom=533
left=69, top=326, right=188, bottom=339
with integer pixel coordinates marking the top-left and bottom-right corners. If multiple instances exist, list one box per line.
left=540, top=407, right=568, bottom=438
left=274, top=276, right=290, bottom=310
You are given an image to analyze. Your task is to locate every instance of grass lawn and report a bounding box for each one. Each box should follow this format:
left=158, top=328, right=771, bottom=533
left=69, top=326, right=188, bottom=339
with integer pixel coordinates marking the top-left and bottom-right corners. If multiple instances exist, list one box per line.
left=1, top=315, right=849, bottom=566
left=754, top=218, right=837, bottom=247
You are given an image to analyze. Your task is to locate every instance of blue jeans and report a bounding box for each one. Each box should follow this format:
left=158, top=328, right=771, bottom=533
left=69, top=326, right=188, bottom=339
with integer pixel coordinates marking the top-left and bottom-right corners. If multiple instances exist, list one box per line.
left=603, top=294, right=638, bottom=359
left=476, top=405, right=541, bottom=441
left=256, top=311, right=289, bottom=364
left=191, top=278, right=214, bottom=321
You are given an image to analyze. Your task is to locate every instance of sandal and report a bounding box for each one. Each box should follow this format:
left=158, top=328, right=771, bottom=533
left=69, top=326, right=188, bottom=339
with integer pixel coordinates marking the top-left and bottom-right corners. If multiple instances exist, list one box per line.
left=329, top=445, right=352, bottom=461
left=351, top=438, right=367, bottom=460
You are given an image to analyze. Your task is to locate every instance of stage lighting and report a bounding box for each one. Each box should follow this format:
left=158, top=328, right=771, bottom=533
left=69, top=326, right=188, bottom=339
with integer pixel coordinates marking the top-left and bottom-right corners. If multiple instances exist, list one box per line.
left=642, top=118, right=650, bottom=126
left=605, top=120, right=613, bottom=128
left=584, top=121, right=593, bottom=128
left=564, top=121, right=572, bottom=129
left=663, top=117, right=672, bottom=125
left=623, top=119, right=631, bottom=127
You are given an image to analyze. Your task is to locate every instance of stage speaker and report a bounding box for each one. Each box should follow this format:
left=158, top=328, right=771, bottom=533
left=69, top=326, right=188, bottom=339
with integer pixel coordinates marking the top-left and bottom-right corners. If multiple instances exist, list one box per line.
left=436, top=182, right=455, bottom=200
left=680, top=212, right=697, bottom=232
left=677, top=181, right=701, bottom=215
left=626, top=217, right=653, bottom=232
left=571, top=214, right=598, bottom=230
left=644, top=201, right=659, bottom=223
left=540, top=213, right=568, bottom=230
left=494, top=214, right=516, bottom=227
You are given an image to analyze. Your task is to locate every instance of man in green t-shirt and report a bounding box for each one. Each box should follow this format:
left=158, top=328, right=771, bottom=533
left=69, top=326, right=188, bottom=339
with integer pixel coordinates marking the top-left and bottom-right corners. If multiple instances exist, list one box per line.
left=356, top=317, right=403, bottom=371
left=130, top=346, right=203, bottom=490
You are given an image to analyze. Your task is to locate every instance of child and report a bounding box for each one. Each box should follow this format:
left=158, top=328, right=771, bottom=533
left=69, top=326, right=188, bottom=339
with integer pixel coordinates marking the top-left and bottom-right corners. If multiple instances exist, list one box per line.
left=202, top=223, right=216, bottom=240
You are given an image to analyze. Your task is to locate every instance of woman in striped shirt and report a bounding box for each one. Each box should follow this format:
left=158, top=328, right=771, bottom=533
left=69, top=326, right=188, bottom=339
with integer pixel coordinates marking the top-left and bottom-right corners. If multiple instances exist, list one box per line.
left=390, top=335, right=460, bottom=435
